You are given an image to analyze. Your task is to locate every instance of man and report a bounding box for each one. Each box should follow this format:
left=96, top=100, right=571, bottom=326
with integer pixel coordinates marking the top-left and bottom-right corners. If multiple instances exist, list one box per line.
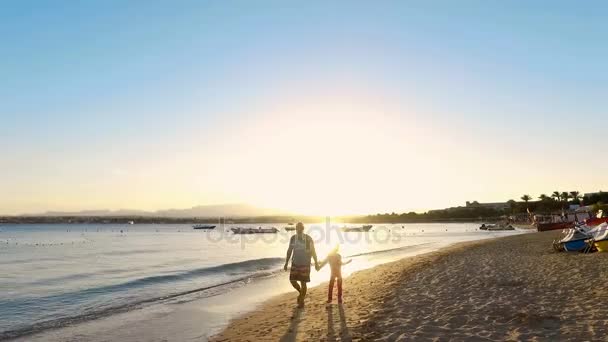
left=284, top=222, right=319, bottom=307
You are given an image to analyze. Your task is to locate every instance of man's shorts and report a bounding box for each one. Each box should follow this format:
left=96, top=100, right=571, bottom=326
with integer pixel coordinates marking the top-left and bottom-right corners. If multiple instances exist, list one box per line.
left=289, top=264, right=311, bottom=282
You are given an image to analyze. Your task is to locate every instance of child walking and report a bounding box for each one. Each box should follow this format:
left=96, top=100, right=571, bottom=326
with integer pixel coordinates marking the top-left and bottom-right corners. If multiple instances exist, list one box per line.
left=319, top=245, right=352, bottom=304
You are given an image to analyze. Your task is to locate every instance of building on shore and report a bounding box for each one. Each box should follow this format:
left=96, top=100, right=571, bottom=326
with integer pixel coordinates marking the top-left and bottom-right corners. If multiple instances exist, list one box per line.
left=426, top=201, right=511, bottom=216
left=465, top=201, right=510, bottom=211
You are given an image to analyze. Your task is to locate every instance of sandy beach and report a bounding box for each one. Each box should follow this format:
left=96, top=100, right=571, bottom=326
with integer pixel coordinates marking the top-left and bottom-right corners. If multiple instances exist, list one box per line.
left=213, top=231, right=608, bottom=341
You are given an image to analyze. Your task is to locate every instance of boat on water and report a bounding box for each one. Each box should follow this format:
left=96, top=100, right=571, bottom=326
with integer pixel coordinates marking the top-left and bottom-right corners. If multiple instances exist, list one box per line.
left=193, top=224, right=216, bottom=230
left=487, top=224, right=515, bottom=231
left=341, top=225, right=373, bottom=232
left=479, top=223, right=514, bottom=231
left=231, top=227, right=279, bottom=234
left=282, top=222, right=297, bottom=231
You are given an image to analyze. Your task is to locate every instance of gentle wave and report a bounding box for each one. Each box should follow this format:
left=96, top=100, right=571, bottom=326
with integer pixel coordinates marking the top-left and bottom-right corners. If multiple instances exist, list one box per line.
left=0, top=256, right=65, bottom=266
left=98, top=248, right=165, bottom=256
left=1, top=244, right=439, bottom=340
left=1, top=257, right=284, bottom=308
left=0, top=257, right=285, bottom=340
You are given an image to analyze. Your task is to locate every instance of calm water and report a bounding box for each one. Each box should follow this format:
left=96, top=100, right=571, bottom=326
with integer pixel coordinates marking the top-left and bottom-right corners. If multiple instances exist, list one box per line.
left=0, top=223, right=522, bottom=339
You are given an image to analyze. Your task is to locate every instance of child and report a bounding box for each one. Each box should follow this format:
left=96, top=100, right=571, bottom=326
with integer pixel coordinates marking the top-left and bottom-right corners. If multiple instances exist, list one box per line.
left=319, top=245, right=352, bottom=304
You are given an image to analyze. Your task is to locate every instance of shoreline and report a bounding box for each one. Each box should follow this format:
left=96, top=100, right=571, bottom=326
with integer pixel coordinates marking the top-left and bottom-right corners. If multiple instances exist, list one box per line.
left=0, top=219, right=531, bottom=225
left=213, top=231, right=608, bottom=341
left=211, top=239, right=492, bottom=342
left=7, top=226, right=522, bottom=342
left=7, top=224, right=516, bottom=342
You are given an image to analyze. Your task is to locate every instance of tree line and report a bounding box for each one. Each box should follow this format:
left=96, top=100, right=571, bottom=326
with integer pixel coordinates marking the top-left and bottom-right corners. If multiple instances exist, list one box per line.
left=516, top=191, right=608, bottom=214
left=354, top=191, right=608, bottom=223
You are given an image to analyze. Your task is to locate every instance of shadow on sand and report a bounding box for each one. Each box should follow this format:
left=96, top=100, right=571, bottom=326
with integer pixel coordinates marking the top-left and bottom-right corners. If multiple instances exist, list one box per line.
left=326, top=304, right=352, bottom=341
left=279, top=304, right=352, bottom=341
left=279, top=307, right=303, bottom=342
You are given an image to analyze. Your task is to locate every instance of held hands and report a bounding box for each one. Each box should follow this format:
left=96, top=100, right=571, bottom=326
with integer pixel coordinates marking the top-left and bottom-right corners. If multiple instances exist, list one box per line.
left=314, top=262, right=320, bottom=271
left=283, top=263, right=288, bottom=272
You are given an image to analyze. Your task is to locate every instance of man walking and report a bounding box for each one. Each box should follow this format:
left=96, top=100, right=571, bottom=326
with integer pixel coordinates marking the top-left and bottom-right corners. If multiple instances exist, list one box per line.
left=284, top=222, right=319, bottom=307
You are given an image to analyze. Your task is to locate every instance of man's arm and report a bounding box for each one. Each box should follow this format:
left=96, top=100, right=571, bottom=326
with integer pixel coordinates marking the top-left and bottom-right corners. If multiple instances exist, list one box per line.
left=284, top=238, right=294, bottom=271
left=284, top=246, right=293, bottom=271
left=310, top=237, right=319, bottom=270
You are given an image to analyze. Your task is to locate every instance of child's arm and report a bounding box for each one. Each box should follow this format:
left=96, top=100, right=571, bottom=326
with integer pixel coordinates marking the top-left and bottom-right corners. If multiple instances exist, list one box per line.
left=310, top=237, right=320, bottom=270
left=341, top=259, right=352, bottom=265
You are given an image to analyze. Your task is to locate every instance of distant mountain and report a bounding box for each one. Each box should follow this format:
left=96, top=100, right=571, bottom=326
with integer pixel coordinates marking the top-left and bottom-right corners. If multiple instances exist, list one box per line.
left=40, top=209, right=149, bottom=217
left=28, top=203, right=292, bottom=218
left=155, top=203, right=290, bottom=218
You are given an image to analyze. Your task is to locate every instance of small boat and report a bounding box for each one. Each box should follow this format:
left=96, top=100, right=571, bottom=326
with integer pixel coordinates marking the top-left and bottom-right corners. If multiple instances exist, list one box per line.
left=231, top=227, right=279, bottom=234
left=554, top=226, right=592, bottom=252
left=586, top=217, right=608, bottom=227
left=487, top=223, right=515, bottom=231
left=479, top=223, right=514, bottom=231
left=536, top=221, right=573, bottom=232
left=341, top=225, right=373, bottom=232
left=534, top=211, right=595, bottom=232
left=284, top=226, right=296, bottom=231
left=585, top=210, right=608, bottom=227
left=590, top=223, right=608, bottom=252
left=193, top=224, right=216, bottom=230
left=479, top=224, right=494, bottom=230
left=128, top=221, right=134, bottom=225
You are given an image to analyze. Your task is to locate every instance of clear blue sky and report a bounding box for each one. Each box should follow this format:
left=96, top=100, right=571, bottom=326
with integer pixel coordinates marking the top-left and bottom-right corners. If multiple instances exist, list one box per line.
left=1, top=1, right=607, bottom=215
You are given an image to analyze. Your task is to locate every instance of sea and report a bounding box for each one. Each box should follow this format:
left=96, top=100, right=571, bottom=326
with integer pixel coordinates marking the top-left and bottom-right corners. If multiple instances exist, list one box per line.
left=0, top=223, right=524, bottom=340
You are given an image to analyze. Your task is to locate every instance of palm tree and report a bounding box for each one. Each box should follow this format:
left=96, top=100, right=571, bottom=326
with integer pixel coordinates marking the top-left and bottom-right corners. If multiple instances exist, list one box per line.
left=552, top=191, right=561, bottom=201
left=559, top=191, right=571, bottom=211
left=570, top=191, right=581, bottom=204
left=539, top=194, right=549, bottom=201
left=521, top=195, right=532, bottom=211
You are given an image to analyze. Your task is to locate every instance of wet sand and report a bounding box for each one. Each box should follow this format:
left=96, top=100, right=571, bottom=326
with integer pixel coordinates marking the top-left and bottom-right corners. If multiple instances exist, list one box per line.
left=213, top=231, right=608, bottom=341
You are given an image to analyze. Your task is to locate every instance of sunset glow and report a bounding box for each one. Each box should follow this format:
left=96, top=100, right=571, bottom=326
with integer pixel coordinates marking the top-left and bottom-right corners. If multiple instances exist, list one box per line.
left=1, top=1, right=606, bottom=215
